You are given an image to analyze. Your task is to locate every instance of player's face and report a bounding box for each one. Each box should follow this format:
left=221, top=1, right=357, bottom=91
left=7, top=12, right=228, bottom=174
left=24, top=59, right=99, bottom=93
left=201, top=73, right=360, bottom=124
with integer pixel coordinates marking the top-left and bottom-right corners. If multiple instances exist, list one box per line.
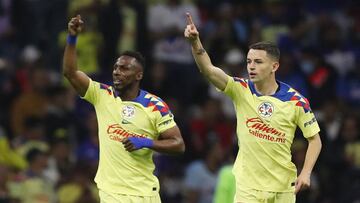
left=112, top=56, right=143, bottom=91
left=246, top=49, right=278, bottom=83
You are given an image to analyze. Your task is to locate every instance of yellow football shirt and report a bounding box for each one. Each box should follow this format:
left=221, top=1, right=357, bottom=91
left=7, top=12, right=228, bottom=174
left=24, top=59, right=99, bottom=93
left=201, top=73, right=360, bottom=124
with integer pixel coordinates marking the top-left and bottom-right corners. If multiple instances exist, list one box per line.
left=223, top=76, right=320, bottom=192
left=82, top=79, right=176, bottom=196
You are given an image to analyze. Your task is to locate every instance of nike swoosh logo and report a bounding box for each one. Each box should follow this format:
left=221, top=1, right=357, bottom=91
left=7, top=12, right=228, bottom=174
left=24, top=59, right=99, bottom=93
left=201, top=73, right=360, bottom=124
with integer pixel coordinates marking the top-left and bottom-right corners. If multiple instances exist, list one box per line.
left=122, top=120, right=131, bottom=124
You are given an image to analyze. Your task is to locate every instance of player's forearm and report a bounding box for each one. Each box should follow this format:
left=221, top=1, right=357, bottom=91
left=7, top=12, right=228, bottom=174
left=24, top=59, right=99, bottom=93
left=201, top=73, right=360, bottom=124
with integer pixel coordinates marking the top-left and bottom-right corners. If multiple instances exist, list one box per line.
left=151, top=137, right=185, bottom=154
left=190, top=39, right=228, bottom=90
left=191, top=38, right=214, bottom=77
left=63, top=43, right=78, bottom=77
left=300, top=134, right=322, bottom=175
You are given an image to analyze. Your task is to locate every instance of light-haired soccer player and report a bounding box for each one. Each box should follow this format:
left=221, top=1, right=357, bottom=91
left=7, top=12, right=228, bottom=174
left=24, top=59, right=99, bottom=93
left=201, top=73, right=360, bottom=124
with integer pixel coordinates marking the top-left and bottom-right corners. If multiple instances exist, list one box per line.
left=184, top=13, right=322, bottom=203
left=63, top=15, right=185, bottom=203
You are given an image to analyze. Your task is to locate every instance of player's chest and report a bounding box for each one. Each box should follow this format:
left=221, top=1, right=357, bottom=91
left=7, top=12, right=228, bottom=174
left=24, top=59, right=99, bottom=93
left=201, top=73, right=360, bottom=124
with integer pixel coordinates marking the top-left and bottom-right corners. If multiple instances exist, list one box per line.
left=104, top=100, right=154, bottom=129
left=119, top=103, right=150, bottom=125
left=241, top=96, right=296, bottom=124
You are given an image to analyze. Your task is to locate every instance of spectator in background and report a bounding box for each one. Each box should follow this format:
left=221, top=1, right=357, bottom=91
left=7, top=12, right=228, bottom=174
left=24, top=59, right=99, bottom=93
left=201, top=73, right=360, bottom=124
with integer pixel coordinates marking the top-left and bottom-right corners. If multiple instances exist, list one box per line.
left=341, top=115, right=360, bottom=169
left=337, top=66, right=360, bottom=107
left=201, top=2, right=240, bottom=64
left=337, top=114, right=360, bottom=202
left=183, top=137, right=224, bottom=203
left=277, top=53, right=309, bottom=97
left=298, top=48, right=338, bottom=109
left=45, top=138, right=74, bottom=186
left=213, top=144, right=237, bottom=203
left=148, top=0, right=201, bottom=104
left=189, top=98, right=234, bottom=158
left=13, top=117, right=49, bottom=159
left=0, top=165, right=11, bottom=202
left=0, top=126, right=27, bottom=170
left=76, top=111, right=99, bottom=168
left=17, top=148, right=56, bottom=203
left=11, top=67, right=50, bottom=137
left=45, top=85, right=78, bottom=144
left=57, top=163, right=99, bottom=203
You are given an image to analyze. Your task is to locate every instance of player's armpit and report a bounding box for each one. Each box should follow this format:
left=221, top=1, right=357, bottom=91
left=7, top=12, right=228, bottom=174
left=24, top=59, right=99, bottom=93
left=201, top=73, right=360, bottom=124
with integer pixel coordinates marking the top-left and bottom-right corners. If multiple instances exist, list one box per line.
left=207, top=65, right=229, bottom=91
left=64, top=70, right=90, bottom=97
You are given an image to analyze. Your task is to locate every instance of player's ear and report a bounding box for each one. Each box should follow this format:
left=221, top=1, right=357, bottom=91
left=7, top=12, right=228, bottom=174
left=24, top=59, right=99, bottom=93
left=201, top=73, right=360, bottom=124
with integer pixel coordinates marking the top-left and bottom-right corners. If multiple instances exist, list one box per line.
left=272, top=62, right=279, bottom=73
left=136, top=71, right=143, bottom=80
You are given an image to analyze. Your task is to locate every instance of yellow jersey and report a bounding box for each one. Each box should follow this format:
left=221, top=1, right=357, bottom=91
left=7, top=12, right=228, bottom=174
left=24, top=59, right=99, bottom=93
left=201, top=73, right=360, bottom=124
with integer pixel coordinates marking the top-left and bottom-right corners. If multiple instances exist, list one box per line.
left=82, top=79, right=176, bottom=196
left=223, top=76, right=320, bottom=192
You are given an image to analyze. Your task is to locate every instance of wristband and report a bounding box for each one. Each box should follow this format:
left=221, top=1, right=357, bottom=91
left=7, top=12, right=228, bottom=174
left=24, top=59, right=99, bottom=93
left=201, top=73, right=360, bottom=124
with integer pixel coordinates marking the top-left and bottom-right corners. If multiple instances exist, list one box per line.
left=67, top=35, right=77, bottom=45
left=128, top=137, right=153, bottom=149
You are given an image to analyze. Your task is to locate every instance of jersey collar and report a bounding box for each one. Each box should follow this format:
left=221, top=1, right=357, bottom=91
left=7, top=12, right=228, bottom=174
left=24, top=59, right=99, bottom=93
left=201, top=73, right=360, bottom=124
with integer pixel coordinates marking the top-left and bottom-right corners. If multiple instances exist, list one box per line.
left=248, top=80, right=290, bottom=99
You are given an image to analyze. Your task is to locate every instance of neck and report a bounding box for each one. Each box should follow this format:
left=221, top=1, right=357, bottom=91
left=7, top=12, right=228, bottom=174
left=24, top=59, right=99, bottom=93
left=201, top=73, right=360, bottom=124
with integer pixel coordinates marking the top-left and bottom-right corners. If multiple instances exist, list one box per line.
left=118, top=84, right=140, bottom=101
left=254, top=77, right=279, bottom=96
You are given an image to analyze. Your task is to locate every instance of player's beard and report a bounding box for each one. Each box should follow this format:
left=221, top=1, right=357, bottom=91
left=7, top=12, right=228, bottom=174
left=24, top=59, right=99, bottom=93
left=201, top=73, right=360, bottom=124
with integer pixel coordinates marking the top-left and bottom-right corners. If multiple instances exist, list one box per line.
left=115, top=81, right=138, bottom=96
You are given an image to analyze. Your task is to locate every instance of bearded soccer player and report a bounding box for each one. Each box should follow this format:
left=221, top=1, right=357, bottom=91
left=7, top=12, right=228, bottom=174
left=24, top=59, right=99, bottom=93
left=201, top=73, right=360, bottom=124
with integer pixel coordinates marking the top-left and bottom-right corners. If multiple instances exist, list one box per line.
left=184, top=13, right=321, bottom=203
left=63, top=15, right=185, bottom=203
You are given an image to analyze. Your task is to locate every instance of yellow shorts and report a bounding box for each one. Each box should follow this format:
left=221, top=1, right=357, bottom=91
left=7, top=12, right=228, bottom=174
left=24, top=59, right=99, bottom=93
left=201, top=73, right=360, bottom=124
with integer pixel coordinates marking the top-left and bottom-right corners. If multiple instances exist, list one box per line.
left=99, top=190, right=161, bottom=203
left=234, top=186, right=295, bottom=203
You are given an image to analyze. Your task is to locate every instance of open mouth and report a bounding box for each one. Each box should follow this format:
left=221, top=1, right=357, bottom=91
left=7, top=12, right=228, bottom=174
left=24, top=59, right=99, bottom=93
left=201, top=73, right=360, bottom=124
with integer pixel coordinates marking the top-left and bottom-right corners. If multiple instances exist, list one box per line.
left=113, top=80, right=121, bottom=85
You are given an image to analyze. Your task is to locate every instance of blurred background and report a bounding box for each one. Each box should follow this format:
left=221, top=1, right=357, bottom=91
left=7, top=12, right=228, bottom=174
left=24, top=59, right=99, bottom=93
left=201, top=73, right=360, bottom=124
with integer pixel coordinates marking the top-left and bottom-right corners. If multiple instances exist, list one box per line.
left=0, top=0, right=359, bottom=202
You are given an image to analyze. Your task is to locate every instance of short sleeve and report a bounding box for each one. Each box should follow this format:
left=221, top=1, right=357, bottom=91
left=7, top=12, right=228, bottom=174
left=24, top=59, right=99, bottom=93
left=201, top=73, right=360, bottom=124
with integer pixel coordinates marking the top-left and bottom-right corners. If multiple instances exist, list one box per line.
left=296, top=100, right=320, bottom=138
left=82, top=79, right=114, bottom=106
left=155, top=102, right=176, bottom=134
left=222, top=76, right=248, bottom=102
left=81, top=79, right=100, bottom=105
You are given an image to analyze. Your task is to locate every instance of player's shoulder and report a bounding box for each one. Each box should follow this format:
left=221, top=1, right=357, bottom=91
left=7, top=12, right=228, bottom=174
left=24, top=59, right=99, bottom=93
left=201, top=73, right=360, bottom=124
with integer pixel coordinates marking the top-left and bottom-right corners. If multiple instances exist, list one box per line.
left=232, top=77, right=249, bottom=88
left=132, top=90, right=171, bottom=117
left=91, top=80, right=116, bottom=97
left=274, top=81, right=311, bottom=113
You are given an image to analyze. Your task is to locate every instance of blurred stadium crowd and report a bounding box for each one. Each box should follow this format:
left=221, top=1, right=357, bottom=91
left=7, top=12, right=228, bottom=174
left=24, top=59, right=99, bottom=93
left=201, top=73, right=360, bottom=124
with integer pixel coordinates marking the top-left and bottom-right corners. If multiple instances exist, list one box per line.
left=0, top=0, right=359, bottom=202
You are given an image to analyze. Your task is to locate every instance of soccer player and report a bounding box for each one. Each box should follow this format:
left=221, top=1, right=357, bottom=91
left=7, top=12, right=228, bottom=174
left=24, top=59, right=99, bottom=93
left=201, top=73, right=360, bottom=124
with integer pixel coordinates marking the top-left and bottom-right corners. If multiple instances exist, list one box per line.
left=184, top=13, right=322, bottom=203
left=63, top=15, right=185, bottom=203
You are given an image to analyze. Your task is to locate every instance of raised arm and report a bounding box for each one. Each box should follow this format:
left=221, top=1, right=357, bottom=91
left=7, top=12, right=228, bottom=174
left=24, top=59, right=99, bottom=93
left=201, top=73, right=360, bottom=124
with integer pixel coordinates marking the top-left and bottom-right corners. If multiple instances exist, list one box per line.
left=63, top=15, right=90, bottom=97
left=184, top=12, right=229, bottom=91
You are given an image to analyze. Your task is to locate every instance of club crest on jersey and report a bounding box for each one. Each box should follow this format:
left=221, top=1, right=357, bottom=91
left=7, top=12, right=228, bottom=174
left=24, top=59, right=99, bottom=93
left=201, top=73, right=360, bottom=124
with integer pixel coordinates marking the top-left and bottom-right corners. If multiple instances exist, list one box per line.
left=258, top=102, right=274, bottom=118
left=122, top=105, right=135, bottom=118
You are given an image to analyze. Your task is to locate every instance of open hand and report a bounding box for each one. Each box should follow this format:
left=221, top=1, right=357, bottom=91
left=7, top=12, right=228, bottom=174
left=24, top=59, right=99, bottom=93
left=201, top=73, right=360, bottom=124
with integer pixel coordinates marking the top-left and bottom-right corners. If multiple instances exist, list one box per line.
left=184, top=12, right=199, bottom=43
left=68, top=14, right=84, bottom=36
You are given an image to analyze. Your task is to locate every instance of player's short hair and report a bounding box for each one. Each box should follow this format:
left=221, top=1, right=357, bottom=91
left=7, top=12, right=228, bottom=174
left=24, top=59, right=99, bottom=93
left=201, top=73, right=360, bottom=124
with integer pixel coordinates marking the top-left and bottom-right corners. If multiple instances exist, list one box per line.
left=120, top=51, right=145, bottom=70
left=249, top=41, right=280, bottom=61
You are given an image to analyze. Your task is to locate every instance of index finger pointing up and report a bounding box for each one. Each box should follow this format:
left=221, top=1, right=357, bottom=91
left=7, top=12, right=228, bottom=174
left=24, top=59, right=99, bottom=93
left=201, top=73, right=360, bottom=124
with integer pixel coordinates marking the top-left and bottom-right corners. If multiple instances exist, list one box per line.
left=186, top=12, right=194, bottom=25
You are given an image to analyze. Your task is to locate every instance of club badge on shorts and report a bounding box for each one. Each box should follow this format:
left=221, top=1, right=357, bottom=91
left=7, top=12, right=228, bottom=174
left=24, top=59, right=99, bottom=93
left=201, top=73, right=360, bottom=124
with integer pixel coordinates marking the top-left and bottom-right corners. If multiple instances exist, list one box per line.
left=258, top=102, right=274, bottom=118
left=122, top=105, right=135, bottom=118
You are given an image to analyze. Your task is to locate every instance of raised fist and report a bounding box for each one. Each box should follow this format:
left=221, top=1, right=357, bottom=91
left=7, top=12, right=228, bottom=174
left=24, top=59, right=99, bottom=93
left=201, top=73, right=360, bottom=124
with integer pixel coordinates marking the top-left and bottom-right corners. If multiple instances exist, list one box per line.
left=68, top=15, right=84, bottom=36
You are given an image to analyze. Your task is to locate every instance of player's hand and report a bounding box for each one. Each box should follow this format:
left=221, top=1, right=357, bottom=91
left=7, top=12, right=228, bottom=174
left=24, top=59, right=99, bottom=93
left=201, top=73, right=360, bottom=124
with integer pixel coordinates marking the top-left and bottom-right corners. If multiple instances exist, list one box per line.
left=68, top=14, right=84, bottom=36
left=121, top=137, right=154, bottom=152
left=295, top=172, right=311, bottom=194
left=184, top=12, right=199, bottom=44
